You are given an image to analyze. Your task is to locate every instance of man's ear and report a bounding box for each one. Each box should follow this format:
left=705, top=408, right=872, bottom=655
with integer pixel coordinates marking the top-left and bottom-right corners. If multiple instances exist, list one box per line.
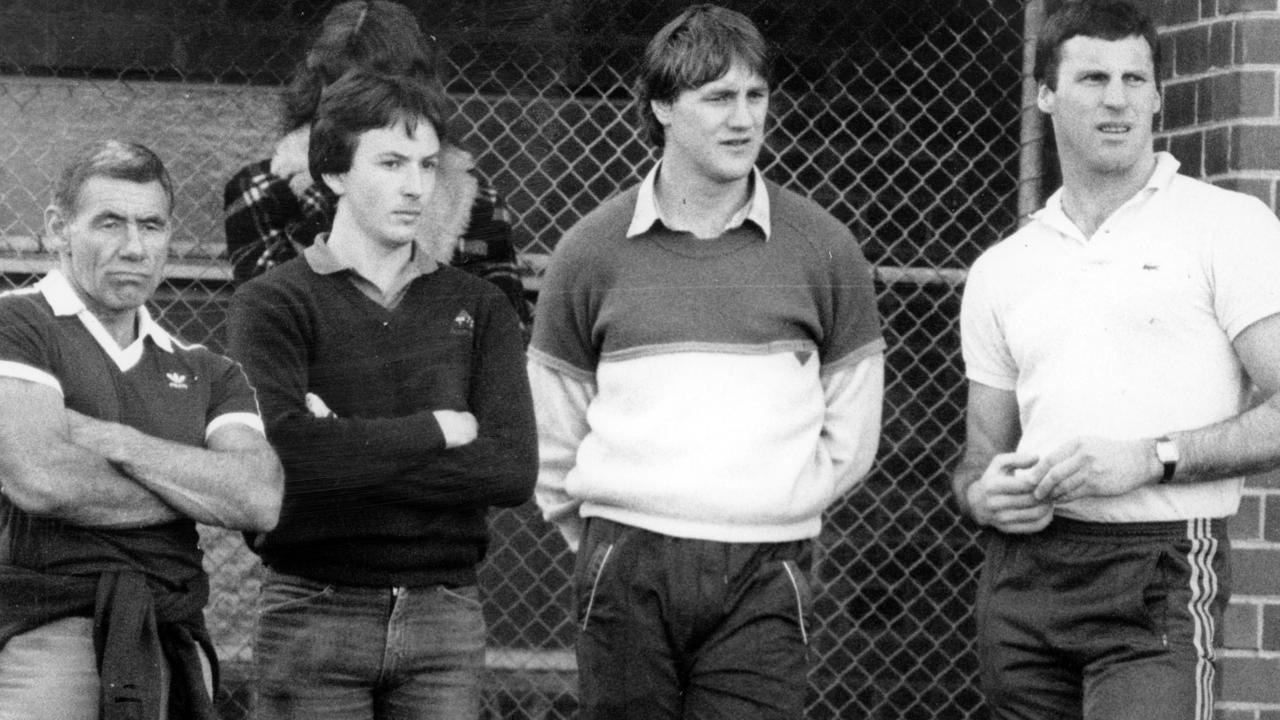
left=322, top=173, right=346, bottom=197
left=1036, top=83, right=1055, bottom=114
left=651, top=99, right=673, bottom=127
left=43, top=205, right=69, bottom=253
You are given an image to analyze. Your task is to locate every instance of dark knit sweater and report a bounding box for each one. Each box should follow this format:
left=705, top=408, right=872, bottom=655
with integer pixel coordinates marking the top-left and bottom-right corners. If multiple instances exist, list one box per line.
left=227, top=256, right=536, bottom=587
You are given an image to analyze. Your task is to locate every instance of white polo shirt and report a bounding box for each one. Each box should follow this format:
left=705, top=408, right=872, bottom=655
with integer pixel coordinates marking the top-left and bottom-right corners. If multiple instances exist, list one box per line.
left=962, top=153, right=1280, bottom=522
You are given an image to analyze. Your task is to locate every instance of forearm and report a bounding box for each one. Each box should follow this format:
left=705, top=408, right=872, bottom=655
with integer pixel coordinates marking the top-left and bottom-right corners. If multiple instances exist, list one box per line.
left=529, top=359, right=594, bottom=549
left=75, top=418, right=282, bottom=531
left=950, top=455, right=988, bottom=520
left=0, top=384, right=178, bottom=528
left=394, top=305, right=538, bottom=510
left=1169, top=395, right=1280, bottom=484
left=2, top=444, right=180, bottom=528
left=821, top=355, right=884, bottom=495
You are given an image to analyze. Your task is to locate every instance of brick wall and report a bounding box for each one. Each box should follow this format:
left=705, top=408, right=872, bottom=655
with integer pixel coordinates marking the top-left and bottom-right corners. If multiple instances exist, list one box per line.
left=1153, top=1, right=1280, bottom=717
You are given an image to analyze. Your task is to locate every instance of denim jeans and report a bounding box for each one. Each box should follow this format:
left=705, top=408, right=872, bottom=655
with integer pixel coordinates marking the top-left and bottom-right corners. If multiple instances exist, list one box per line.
left=0, top=616, right=212, bottom=720
left=252, top=569, right=485, bottom=720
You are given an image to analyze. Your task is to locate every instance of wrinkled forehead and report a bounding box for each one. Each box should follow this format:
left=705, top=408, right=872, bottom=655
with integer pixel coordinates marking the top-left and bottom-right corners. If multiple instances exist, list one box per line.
left=70, top=176, right=172, bottom=221
left=1057, top=33, right=1156, bottom=72
left=689, top=59, right=769, bottom=93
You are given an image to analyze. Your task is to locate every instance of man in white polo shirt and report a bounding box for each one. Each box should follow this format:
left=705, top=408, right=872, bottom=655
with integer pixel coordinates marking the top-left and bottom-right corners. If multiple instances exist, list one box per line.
left=954, top=1, right=1280, bottom=718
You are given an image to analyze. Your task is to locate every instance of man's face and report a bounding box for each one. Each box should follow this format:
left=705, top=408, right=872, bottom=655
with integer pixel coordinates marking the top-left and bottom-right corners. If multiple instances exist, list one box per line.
left=46, top=176, right=171, bottom=320
left=653, top=60, right=768, bottom=187
left=325, top=119, right=440, bottom=250
left=1038, top=34, right=1161, bottom=178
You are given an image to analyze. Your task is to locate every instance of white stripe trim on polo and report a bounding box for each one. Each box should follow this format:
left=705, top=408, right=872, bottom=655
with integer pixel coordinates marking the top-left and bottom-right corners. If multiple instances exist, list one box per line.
left=206, top=412, right=266, bottom=440
left=0, top=360, right=63, bottom=394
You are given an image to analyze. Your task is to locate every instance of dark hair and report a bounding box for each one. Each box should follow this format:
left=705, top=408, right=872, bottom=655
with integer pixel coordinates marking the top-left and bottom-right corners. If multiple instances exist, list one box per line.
left=636, top=4, right=771, bottom=147
left=309, top=69, right=451, bottom=183
left=281, top=0, right=445, bottom=132
left=1034, top=0, right=1160, bottom=90
left=53, top=140, right=174, bottom=216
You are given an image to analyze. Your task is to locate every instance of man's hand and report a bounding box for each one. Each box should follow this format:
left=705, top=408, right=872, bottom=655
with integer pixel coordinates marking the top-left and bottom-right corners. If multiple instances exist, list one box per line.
left=966, top=452, right=1053, bottom=534
left=305, top=392, right=335, bottom=419
left=1031, top=437, right=1159, bottom=504
left=433, top=410, right=478, bottom=449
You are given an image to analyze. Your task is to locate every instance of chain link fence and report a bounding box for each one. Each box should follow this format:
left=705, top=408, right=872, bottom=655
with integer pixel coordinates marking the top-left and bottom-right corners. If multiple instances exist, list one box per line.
left=0, top=1, right=1039, bottom=717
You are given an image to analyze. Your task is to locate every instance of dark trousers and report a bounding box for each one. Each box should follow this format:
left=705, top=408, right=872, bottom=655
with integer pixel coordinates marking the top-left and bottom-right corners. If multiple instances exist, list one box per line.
left=976, top=517, right=1230, bottom=720
left=574, top=518, right=813, bottom=720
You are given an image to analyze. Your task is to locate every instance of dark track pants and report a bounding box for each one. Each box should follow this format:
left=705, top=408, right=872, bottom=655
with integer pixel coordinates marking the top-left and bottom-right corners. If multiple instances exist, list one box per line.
left=976, top=517, right=1230, bottom=720
left=574, top=518, right=813, bottom=720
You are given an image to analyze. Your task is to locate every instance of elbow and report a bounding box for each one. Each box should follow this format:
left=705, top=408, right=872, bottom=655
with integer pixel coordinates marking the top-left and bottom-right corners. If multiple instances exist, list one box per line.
left=4, top=484, right=63, bottom=517
left=0, top=468, right=70, bottom=517
left=247, top=494, right=282, bottom=533
left=243, top=459, right=285, bottom=532
left=258, top=463, right=286, bottom=532
left=495, top=462, right=538, bottom=509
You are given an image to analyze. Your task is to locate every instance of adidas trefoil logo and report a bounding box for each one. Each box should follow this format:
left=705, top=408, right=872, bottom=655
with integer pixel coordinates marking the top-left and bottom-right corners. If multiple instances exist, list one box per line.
left=166, top=372, right=189, bottom=390
left=452, top=310, right=475, bottom=334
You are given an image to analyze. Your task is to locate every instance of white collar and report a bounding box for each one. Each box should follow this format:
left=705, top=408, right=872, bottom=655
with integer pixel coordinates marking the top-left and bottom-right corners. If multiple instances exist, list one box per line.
left=626, top=163, right=772, bottom=239
left=1034, top=152, right=1180, bottom=241
left=38, top=269, right=174, bottom=368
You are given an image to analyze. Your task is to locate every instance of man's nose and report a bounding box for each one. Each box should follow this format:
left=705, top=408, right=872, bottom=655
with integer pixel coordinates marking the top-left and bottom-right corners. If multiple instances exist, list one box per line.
left=728, top=97, right=755, bottom=126
left=1102, top=78, right=1128, bottom=107
left=401, top=167, right=424, bottom=196
left=119, top=223, right=147, bottom=258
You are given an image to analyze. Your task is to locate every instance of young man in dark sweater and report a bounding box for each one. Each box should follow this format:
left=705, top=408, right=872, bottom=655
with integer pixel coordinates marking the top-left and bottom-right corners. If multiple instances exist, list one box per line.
left=227, top=69, right=536, bottom=720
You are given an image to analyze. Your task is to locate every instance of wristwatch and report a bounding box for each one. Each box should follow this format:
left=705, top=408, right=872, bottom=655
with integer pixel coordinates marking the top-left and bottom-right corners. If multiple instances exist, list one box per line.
left=1154, top=436, right=1179, bottom=484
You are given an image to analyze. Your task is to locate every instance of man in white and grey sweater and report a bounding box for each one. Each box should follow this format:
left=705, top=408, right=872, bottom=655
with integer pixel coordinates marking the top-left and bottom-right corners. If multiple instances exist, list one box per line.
left=528, top=5, right=885, bottom=718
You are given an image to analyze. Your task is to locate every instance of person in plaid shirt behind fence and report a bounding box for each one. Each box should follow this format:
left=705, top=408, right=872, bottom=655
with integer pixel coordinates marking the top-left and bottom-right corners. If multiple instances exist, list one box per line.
left=222, top=0, right=530, bottom=332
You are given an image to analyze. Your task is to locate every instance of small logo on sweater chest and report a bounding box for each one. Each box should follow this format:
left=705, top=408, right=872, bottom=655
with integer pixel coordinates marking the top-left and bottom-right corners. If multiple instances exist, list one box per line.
left=166, top=372, right=189, bottom=390
left=451, top=310, right=475, bottom=335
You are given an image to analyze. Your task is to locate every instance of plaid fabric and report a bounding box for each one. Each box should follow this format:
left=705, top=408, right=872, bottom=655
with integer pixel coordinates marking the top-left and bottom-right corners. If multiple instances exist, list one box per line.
left=222, top=159, right=530, bottom=326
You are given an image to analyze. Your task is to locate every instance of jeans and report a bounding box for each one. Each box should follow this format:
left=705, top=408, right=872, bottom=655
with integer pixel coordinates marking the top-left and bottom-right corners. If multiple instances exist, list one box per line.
left=0, top=616, right=212, bottom=720
left=575, top=518, right=814, bottom=720
left=252, top=569, right=485, bottom=720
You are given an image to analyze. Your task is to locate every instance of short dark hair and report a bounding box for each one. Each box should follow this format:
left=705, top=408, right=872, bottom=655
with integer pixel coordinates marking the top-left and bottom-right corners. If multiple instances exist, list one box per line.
left=1034, top=0, right=1160, bottom=90
left=53, top=140, right=174, bottom=217
left=636, top=4, right=771, bottom=147
left=309, top=69, right=451, bottom=183
left=281, top=0, right=445, bottom=133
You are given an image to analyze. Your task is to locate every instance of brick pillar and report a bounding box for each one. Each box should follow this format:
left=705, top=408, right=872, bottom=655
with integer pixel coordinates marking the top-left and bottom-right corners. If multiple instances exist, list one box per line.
left=1156, top=2, right=1280, bottom=718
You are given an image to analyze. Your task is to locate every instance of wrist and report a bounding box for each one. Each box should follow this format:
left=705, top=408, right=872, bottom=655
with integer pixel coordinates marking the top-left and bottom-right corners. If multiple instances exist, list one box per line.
left=1152, top=436, right=1179, bottom=485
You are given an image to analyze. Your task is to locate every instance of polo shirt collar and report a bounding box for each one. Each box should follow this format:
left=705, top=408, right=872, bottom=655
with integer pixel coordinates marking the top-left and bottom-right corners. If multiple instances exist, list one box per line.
left=304, top=233, right=434, bottom=276
left=626, top=162, right=772, bottom=239
left=1034, top=152, right=1180, bottom=240
left=38, top=269, right=174, bottom=354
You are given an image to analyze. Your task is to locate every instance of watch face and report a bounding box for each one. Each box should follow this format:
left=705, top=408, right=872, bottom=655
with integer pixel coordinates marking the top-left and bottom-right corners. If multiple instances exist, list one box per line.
left=1156, top=438, right=1179, bottom=464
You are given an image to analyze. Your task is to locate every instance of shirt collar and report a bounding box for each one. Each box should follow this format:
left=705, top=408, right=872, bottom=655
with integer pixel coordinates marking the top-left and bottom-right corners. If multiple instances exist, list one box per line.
left=304, top=233, right=434, bottom=276
left=1034, top=151, right=1180, bottom=240
left=626, top=162, right=772, bottom=240
left=38, top=269, right=173, bottom=353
